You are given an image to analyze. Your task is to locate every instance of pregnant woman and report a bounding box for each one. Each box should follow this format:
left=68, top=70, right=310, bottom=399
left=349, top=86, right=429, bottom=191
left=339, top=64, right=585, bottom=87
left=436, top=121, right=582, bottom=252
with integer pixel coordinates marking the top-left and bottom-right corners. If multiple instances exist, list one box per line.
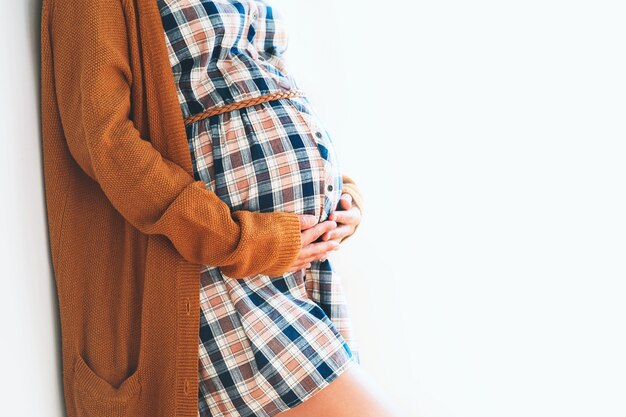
left=41, top=0, right=400, bottom=416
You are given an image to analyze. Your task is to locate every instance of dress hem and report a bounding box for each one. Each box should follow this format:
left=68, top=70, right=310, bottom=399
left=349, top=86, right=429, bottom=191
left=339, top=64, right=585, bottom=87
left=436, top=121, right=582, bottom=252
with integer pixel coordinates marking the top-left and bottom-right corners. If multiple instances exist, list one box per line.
left=278, top=352, right=359, bottom=415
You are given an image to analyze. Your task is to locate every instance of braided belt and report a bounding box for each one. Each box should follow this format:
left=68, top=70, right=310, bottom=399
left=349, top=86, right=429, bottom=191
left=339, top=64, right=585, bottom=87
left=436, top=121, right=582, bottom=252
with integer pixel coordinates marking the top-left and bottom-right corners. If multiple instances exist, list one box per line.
left=183, top=90, right=307, bottom=126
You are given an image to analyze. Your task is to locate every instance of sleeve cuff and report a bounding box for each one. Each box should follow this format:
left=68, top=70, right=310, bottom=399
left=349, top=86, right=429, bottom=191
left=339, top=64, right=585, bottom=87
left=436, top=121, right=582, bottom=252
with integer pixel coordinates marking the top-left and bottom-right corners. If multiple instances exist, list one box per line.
left=262, top=211, right=302, bottom=277
left=219, top=210, right=302, bottom=278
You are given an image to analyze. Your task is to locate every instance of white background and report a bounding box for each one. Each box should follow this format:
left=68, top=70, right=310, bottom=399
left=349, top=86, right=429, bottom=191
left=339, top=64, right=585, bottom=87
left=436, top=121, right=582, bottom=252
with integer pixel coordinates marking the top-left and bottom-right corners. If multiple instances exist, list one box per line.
left=2, top=0, right=626, bottom=416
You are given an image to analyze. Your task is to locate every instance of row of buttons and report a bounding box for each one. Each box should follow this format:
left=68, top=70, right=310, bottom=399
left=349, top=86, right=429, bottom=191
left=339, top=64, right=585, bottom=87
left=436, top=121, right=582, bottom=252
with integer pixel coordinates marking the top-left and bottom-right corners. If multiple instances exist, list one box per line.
left=185, top=295, right=191, bottom=395
left=315, top=130, right=335, bottom=193
left=314, top=127, right=342, bottom=223
left=183, top=296, right=191, bottom=395
left=285, top=95, right=342, bottom=222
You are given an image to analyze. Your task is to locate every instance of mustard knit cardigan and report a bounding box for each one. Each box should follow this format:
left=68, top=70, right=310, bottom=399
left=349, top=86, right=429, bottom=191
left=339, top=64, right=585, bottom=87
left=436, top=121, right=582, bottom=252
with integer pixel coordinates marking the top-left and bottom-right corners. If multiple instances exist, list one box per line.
left=40, top=0, right=364, bottom=416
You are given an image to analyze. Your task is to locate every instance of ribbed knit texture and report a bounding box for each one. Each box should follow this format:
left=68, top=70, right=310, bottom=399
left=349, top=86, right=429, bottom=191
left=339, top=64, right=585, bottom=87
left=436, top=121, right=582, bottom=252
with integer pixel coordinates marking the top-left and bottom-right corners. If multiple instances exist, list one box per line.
left=40, top=0, right=364, bottom=416
left=339, top=174, right=365, bottom=243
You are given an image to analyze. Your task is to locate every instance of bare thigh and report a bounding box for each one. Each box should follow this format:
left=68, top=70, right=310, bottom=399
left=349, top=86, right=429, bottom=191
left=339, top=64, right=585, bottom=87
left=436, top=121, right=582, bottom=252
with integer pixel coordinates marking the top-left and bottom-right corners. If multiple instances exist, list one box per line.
left=275, top=362, right=403, bottom=417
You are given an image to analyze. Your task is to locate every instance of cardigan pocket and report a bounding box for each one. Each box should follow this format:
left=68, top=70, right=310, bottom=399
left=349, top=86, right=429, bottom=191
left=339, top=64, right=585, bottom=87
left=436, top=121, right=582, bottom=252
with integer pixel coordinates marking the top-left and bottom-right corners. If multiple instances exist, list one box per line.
left=72, top=353, right=142, bottom=417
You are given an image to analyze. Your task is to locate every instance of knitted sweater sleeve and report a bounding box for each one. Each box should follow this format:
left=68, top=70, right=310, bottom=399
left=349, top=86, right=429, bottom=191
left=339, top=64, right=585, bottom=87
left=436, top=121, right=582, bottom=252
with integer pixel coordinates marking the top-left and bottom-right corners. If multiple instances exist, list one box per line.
left=49, top=0, right=302, bottom=278
left=338, top=174, right=365, bottom=244
left=341, top=174, right=365, bottom=215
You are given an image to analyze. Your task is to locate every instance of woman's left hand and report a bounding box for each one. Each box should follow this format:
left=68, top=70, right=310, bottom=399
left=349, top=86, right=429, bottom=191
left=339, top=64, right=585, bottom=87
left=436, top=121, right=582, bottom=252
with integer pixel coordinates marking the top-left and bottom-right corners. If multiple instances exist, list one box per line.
left=320, top=193, right=362, bottom=245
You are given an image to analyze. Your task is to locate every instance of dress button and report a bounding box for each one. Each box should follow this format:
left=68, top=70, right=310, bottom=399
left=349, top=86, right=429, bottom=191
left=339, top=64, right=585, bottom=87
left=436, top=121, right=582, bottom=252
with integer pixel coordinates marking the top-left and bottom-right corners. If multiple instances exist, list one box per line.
left=252, top=11, right=258, bottom=20
left=327, top=184, right=333, bottom=192
left=315, top=131, right=323, bottom=139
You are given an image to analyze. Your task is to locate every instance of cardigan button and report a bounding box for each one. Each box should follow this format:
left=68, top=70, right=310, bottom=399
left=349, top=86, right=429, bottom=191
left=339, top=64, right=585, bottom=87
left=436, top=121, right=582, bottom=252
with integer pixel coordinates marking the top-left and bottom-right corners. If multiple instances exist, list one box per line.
left=315, top=131, right=323, bottom=139
left=327, top=184, right=333, bottom=192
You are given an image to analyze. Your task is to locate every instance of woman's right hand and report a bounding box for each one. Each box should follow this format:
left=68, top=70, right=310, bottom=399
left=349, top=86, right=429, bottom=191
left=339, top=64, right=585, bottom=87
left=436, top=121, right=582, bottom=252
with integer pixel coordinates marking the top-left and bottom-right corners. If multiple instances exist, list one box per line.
left=285, top=215, right=340, bottom=273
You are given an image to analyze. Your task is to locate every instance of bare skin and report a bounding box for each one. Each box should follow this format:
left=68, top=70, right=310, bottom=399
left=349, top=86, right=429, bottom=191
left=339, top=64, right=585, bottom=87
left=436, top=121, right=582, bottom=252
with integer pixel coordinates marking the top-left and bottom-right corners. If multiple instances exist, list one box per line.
left=285, top=193, right=363, bottom=273
left=324, top=193, right=362, bottom=244
left=275, top=361, right=403, bottom=417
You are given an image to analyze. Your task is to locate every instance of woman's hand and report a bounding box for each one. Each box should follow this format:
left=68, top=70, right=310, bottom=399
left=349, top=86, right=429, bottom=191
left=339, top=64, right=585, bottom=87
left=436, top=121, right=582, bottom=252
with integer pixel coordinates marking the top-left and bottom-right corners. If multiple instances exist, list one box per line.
left=285, top=192, right=363, bottom=272
left=322, top=193, right=362, bottom=245
left=285, top=215, right=340, bottom=273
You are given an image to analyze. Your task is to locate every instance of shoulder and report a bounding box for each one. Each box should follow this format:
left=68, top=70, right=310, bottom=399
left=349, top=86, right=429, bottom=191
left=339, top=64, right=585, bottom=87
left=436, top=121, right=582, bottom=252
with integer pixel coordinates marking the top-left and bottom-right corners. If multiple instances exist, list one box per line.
left=49, top=0, right=131, bottom=47
left=51, top=0, right=128, bottom=25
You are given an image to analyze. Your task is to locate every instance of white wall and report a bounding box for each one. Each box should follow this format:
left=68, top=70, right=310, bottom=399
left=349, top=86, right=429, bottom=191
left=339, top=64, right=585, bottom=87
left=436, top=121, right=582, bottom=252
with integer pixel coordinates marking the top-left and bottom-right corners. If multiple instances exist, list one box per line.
left=274, top=1, right=626, bottom=416
left=0, top=0, right=66, bottom=415
left=3, top=0, right=626, bottom=416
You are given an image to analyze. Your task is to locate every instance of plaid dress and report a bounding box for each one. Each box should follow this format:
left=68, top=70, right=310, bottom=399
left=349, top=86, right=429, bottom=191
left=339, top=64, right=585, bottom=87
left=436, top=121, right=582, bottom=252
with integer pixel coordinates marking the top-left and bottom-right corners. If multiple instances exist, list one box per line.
left=156, top=1, right=361, bottom=416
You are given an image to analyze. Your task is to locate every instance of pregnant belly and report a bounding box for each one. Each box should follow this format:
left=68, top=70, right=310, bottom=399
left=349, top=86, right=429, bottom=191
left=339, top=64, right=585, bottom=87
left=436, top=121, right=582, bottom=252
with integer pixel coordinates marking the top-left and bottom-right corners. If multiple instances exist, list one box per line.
left=186, top=96, right=343, bottom=223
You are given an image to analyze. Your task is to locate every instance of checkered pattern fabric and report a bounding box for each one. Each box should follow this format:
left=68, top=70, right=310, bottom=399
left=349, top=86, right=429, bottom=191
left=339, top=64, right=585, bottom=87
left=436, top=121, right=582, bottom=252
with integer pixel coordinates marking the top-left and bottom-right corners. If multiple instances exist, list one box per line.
left=156, top=1, right=361, bottom=416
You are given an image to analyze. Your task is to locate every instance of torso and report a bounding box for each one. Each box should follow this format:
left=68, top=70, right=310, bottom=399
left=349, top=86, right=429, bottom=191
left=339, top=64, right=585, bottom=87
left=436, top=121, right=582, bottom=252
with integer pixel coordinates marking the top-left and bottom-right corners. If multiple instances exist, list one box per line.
left=157, top=0, right=343, bottom=222
left=156, top=2, right=360, bottom=416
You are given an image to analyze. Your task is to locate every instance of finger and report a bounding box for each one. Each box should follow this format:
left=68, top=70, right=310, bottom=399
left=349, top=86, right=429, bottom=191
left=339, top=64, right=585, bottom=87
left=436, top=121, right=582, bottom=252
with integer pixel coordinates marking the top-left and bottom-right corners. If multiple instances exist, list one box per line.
left=328, top=209, right=349, bottom=224
left=317, top=234, right=343, bottom=250
left=323, top=224, right=355, bottom=242
left=299, top=214, right=319, bottom=231
left=320, top=221, right=350, bottom=240
left=299, top=240, right=340, bottom=260
left=332, top=193, right=351, bottom=213
left=303, top=250, right=336, bottom=265
left=329, top=208, right=358, bottom=225
left=309, top=240, right=340, bottom=258
left=301, top=220, right=337, bottom=245
left=339, top=193, right=352, bottom=210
